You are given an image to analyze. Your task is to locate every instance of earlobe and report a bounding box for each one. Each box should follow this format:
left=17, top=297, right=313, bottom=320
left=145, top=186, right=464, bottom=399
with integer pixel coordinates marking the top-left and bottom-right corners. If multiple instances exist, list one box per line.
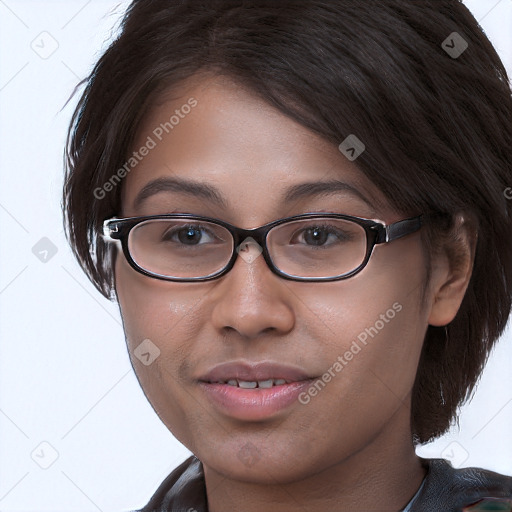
left=428, top=213, right=478, bottom=327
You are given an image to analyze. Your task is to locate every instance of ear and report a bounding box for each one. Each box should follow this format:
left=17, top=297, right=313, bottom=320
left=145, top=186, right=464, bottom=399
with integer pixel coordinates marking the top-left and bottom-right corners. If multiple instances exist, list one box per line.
left=428, top=213, right=478, bottom=327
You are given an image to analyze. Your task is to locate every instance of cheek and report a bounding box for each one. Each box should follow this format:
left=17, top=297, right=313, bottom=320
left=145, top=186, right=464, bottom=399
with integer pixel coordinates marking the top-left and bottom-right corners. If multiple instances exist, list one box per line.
left=115, top=256, right=200, bottom=348
left=302, top=245, right=428, bottom=402
left=114, top=257, right=205, bottom=436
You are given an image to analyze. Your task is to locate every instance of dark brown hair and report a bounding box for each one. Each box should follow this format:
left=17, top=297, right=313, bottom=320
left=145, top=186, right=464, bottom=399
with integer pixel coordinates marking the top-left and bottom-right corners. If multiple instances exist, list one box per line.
left=63, top=0, right=512, bottom=443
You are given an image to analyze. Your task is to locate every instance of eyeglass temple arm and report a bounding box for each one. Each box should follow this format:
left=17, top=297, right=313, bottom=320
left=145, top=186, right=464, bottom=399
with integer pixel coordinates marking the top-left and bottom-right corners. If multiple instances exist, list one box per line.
left=378, top=216, right=423, bottom=244
left=102, top=218, right=121, bottom=241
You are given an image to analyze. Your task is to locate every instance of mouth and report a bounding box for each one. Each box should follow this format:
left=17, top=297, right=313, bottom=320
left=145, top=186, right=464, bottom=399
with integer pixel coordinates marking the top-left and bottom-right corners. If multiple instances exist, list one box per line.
left=203, top=378, right=293, bottom=388
left=198, top=361, right=316, bottom=420
left=198, top=360, right=312, bottom=384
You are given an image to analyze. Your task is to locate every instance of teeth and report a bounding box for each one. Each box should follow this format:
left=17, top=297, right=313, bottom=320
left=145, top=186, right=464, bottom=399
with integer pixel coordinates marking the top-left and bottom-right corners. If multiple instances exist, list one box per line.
left=218, top=379, right=289, bottom=388
left=238, top=380, right=258, bottom=388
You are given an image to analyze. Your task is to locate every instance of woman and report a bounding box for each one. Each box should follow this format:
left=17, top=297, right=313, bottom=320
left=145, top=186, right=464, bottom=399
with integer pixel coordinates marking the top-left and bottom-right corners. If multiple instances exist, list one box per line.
left=63, top=1, right=512, bottom=510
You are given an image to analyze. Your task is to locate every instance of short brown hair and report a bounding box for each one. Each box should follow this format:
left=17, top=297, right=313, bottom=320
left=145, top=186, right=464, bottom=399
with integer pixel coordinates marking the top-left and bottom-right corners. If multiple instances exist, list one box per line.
left=63, top=0, right=512, bottom=443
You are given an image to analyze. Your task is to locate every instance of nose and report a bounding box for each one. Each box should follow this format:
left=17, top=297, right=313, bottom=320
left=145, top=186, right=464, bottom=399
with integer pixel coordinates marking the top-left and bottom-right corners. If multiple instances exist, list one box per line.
left=209, top=239, right=295, bottom=339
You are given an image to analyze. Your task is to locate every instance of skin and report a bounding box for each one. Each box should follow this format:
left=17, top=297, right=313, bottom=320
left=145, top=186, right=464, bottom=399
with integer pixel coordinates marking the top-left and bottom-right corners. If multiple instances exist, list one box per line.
left=115, top=73, right=476, bottom=511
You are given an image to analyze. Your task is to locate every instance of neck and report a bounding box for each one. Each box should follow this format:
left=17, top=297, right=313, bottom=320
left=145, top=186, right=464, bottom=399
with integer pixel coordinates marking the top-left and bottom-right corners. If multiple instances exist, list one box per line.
left=203, top=404, right=427, bottom=512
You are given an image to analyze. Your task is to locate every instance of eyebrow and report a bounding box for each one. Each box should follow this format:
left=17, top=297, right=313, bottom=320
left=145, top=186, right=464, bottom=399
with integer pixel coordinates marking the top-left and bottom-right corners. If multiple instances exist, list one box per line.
left=133, top=176, right=375, bottom=212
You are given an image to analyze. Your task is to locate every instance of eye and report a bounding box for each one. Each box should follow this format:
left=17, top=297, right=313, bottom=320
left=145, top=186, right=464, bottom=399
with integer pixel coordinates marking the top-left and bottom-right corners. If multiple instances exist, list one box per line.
left=161, top=224, right=217, bottom=245
left=292, top=224, right=355, bottom=247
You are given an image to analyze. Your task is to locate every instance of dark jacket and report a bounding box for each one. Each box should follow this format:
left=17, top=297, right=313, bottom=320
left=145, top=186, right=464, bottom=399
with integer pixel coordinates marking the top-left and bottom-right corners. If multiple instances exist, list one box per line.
left=136, top=455, right=512, bottom=511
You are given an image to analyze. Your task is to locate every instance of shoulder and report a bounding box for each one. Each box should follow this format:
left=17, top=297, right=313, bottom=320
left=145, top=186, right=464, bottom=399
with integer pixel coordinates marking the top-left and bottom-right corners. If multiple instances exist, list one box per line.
left=134, top=455, right=207, bottom=512
left=412, top=458, right=512, bottom=512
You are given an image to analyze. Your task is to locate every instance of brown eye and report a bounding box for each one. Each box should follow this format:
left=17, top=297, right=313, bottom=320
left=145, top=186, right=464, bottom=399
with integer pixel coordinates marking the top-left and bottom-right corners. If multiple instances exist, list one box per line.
left=291, top=224, right=355, bottom=248
left=161, top=224, right=214, bottom=245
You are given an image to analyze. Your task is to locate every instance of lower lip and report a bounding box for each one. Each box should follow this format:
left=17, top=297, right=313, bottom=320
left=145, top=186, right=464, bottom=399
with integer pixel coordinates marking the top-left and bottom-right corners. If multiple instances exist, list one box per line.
left=199, top=380, right=315, bottom=421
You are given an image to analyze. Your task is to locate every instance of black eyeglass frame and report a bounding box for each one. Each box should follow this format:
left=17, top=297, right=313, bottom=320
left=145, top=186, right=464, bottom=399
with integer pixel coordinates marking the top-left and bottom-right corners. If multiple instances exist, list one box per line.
left=102, top=212, right=423, bottom=282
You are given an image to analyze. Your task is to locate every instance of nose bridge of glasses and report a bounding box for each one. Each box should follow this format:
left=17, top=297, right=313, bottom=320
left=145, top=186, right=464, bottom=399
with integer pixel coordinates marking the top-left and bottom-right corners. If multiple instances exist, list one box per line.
left=231, top=224, right=270, bottom=252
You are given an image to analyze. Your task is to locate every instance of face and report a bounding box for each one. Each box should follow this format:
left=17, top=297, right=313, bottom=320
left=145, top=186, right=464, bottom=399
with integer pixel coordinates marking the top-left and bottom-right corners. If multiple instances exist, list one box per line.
left=115, top=73, right=432, bottom=484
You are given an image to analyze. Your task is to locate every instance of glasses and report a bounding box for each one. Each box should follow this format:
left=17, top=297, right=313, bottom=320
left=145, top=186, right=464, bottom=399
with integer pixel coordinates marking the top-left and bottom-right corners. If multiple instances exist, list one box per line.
left=102, top=212, right=423, bottom=282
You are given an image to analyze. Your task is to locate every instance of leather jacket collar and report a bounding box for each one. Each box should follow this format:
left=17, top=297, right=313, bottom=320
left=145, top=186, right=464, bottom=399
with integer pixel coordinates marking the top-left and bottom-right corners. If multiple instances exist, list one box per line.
left=137, top=455, right=512, bottom=511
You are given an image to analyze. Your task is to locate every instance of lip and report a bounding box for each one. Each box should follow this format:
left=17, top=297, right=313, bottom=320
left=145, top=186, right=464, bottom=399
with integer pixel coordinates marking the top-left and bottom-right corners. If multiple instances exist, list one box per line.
left=198, top=361, right=316, bottom=421
left=199, top=361, right=312, bottom=383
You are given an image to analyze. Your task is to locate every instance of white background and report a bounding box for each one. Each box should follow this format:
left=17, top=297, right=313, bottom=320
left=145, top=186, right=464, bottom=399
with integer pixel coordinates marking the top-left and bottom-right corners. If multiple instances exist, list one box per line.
left=0, top=1, right=511, bottom=510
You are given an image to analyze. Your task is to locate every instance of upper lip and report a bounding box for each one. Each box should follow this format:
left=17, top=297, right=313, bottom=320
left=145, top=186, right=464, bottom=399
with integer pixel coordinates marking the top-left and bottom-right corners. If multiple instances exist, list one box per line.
left=199, top=361, right=313, bottom=383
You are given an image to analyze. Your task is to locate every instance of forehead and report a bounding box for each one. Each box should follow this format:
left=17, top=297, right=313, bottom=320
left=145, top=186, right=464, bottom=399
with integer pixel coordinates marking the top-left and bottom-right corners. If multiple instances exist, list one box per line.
left=120, top=73, right=392, bottom=221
